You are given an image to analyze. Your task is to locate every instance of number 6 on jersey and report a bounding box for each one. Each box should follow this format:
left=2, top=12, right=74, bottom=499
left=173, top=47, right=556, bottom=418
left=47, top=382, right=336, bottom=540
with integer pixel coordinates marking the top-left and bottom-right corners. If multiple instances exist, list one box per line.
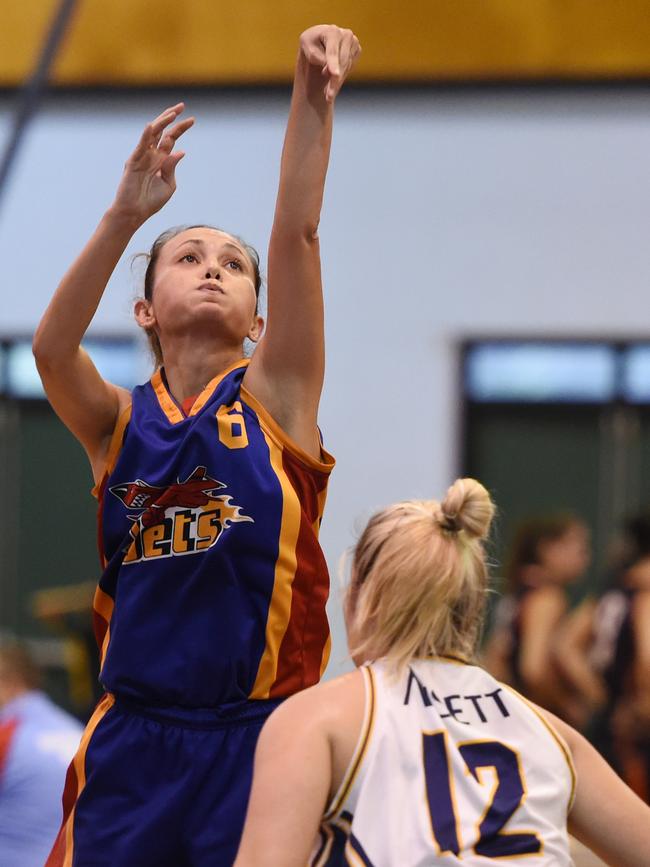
left=217, top=401, right=249, bottom=449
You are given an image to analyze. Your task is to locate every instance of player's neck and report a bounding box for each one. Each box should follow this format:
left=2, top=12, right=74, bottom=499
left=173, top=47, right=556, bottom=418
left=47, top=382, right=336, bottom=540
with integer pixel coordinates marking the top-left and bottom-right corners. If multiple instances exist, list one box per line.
left=160, top=335, right=245, bottom=403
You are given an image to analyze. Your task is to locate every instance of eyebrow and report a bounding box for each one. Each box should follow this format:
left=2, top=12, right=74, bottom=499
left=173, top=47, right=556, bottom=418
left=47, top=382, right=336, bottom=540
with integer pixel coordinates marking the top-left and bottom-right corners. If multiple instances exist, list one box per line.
left=174, top=237, right=249, bottom=261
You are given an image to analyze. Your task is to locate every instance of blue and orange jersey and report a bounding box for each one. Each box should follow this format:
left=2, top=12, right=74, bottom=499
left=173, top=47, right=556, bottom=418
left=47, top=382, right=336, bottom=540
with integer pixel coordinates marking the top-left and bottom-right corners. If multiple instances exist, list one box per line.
left=93, top=359, right=334, bottom=707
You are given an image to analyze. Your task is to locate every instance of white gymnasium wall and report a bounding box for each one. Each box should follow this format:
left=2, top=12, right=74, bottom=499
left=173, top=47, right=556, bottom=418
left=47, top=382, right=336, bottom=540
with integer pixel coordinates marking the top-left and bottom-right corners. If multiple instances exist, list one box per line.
left=2, top=88, right=650, bottom=676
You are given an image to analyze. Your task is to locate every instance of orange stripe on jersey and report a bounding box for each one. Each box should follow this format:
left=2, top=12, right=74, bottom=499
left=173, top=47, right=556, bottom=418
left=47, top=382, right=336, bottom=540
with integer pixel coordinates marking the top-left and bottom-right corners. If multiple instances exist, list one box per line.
left=189, top=358, right=249, bottom=416
left=313, top=484, right=328, bottom=534
left=92, top=585, right=115, bottom=669
left=250, top=432, right=302, bottom=699
left=95, top=404, right=132, bottom=572
left=240, top=385, right=335, bottom=474
left=269, top=447, right=331, bottom=696
left=91, top=404, right=132, bottom=501
left=151, top=360, right=251, bottom=423
left=319, top=633, right=332, bottom=678
left=45, top=694, right=115, bottom=867
left=92, top=405, right=131, bottom=668
left=151, top=369, right=184, bottom=423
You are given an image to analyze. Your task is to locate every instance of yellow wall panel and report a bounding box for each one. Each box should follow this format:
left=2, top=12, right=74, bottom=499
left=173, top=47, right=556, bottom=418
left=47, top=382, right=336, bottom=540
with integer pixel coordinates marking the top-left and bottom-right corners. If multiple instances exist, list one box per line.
left=2, top=1, right=64, bottom=85
left=4, top=0, right=650, bottom=87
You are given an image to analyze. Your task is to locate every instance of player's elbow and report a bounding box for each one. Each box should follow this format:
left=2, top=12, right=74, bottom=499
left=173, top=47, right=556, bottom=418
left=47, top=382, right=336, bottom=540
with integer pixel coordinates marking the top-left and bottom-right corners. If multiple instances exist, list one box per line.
left=32, top=327, right=56, bottom=369
left=32, top=324, right=76, bottom=370
left=272, top=216, right=321, bottom=247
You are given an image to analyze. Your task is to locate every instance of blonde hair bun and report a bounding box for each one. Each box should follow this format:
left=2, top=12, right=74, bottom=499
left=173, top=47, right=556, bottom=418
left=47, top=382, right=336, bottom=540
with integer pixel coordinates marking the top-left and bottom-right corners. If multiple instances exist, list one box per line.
left=439, top=478, right=495, bottom=541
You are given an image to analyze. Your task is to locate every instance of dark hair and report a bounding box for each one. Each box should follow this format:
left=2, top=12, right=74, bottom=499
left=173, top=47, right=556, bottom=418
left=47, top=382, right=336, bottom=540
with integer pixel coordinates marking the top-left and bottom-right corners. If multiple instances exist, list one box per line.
left=140, top=224, right=262, bottom=367
left=505, top=513, right=582, bottom=592
left=609, top=512, right=650, bottom=581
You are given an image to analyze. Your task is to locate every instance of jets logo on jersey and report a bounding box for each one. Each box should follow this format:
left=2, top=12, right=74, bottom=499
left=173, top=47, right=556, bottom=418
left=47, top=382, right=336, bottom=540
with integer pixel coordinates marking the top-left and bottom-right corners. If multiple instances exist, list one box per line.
left=110, top=466, right=253, bottom=564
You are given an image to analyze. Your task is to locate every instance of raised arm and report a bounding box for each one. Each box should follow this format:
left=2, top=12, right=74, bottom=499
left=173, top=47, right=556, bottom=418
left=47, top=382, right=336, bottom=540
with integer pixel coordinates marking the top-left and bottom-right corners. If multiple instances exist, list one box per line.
left=244, top=25, right=361, bottom=458
left=32, top=104, right=193, bottom=480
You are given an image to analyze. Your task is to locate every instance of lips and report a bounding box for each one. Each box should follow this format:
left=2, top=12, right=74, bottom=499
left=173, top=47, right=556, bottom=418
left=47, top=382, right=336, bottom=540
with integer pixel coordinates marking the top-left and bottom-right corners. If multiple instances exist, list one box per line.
left=198, top=282, right=224, bottom=294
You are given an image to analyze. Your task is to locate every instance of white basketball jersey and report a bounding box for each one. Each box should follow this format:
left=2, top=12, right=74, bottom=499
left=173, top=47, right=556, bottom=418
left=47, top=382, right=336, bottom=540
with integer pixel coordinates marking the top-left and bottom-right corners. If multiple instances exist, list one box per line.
left=312, top=657, right=575, bottom=866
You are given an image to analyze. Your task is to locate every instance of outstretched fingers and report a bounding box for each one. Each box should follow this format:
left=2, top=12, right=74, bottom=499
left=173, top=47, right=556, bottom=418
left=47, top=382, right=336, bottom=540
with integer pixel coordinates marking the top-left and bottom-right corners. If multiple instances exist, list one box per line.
left=158, top=116, right=195, bottom=155
left=131, top=103, right=186, bottom=160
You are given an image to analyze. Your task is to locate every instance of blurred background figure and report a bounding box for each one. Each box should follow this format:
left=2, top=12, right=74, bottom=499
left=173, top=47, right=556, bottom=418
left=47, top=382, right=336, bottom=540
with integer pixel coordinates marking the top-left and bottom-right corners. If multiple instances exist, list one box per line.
left=557, top=512, right=650, bottom=802
left=483, top=513, right=591, bottom=724
left=0, top=638, right=82, bottom=867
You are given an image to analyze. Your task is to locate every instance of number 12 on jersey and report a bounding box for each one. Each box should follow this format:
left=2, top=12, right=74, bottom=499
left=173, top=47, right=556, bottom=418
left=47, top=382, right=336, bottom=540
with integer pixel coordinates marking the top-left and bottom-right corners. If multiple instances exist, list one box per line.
left=423, top=730, right=542, bottom=858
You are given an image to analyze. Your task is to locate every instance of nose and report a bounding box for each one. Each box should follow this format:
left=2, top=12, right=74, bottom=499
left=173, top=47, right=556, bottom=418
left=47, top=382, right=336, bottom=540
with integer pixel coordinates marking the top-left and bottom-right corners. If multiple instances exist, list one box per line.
left=205, top=265, right=221, bottom=280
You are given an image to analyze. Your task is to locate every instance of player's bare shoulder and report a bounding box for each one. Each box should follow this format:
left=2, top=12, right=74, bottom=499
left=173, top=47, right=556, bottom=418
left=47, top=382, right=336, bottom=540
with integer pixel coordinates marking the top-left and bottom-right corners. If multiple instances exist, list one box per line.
left=265, top=669, right=365, bottom=735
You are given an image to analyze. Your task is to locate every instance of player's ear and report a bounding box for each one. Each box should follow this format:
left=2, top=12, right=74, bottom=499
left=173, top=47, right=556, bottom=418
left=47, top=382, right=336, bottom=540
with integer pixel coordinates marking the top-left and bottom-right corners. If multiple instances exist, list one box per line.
left=247, top=314, right=264, bottom=344
left=134, top=298, right=156, bottom=329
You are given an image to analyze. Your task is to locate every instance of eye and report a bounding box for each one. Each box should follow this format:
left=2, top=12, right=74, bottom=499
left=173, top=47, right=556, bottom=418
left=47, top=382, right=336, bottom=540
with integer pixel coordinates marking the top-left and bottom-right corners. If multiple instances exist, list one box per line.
left=180, top=253, right=198, bottom=263
left=226, top=258, right=243, bottom=271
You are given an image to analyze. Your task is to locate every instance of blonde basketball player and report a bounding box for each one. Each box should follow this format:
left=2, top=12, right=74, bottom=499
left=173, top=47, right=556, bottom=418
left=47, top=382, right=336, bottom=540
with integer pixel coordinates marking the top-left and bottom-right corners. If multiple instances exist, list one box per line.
left=235, top=479, right=650, bottom=867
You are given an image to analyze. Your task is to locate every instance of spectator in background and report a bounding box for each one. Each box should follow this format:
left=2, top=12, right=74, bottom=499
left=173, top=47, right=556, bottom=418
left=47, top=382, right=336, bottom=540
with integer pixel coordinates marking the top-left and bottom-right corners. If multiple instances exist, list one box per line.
left=0, top=639, right=82, bottom=867
left=483, top=513, right=591, bottom=723
left=558, top=513, right=650, bottom=801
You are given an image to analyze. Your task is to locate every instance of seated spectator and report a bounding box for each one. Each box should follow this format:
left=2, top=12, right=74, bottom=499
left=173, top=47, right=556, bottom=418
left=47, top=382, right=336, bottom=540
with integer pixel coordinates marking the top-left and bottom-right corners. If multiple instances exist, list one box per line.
left=0, top=639, right=83, bottom=867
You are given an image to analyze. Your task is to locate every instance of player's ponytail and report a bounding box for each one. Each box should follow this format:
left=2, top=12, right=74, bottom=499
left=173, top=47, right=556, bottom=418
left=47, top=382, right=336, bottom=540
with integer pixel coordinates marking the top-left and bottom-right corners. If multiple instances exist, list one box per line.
left=437, top=478, right=494, bottom=540
left=345, top=479, right=495, bottom=670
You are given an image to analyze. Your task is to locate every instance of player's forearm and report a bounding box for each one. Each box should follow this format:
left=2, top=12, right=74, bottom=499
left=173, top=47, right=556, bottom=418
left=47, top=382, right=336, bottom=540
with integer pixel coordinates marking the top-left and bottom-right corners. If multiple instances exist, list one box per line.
left=567, top=724, right=650, bottom=866
left=33, top=208, right=141, bottom=364
left=271, top=53, right=334, bottom=242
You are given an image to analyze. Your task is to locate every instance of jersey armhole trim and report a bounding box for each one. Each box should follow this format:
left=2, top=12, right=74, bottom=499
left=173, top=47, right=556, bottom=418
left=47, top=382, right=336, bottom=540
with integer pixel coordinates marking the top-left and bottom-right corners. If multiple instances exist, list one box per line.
left=323, top=666, right=376, bottom=822
left=91, top=403, right=132, bottom=499
left=240, top=385, right=335, bottom=474
left=437, top=653, right=470, bottom=665
left=501, top=683, right=577, bottom=811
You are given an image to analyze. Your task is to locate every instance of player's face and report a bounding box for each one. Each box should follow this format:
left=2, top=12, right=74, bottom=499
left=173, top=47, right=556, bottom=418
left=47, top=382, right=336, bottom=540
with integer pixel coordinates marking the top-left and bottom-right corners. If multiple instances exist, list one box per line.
left=537, top=523, right=591, bottom=584
left=147, top=227, right=261, bottom=345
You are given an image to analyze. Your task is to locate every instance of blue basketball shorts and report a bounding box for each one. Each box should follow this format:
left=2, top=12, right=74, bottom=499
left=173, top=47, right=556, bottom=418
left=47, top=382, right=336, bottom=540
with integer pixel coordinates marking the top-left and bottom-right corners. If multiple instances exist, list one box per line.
left=46, top=692, right=281, bottom=866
